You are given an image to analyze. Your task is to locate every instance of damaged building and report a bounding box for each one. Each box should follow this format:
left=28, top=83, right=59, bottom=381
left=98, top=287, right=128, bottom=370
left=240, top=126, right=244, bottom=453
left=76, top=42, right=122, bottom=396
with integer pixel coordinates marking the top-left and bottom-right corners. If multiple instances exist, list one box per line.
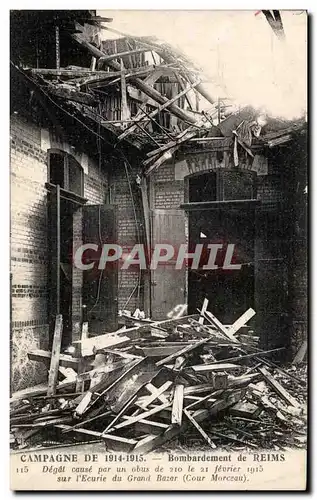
left=10, top=7, right=307, bottom=409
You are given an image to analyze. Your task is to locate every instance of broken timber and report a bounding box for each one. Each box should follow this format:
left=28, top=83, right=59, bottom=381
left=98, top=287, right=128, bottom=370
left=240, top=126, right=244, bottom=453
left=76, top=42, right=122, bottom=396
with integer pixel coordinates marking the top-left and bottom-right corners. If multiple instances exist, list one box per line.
left=71, top=32, right=197, bottom=125
left=257, top=366, right=301, bottom=408
left=47, top=315, right=63, bottom=397
left=171, top=384, right=184, bottom=425
left=156, top=338, right=208, bottom=367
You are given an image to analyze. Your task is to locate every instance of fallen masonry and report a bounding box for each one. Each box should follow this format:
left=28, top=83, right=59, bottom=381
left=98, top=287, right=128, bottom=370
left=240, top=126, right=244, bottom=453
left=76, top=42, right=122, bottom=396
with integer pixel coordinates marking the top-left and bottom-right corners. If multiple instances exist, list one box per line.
left=10, top=300, right=307, bottom=454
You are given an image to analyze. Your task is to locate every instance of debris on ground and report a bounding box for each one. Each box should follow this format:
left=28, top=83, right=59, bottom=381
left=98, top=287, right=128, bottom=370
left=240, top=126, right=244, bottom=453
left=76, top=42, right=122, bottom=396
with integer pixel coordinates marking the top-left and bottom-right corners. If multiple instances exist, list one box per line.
left=10, top=301, right=307, bottom=454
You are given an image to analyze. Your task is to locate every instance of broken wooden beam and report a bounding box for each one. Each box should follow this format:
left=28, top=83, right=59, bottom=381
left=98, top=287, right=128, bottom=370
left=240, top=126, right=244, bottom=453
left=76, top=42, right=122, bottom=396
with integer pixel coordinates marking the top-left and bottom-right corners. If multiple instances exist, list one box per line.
left=132, top=406, right=210, bottom=454
left=47, top=83, right=98, bottom=106
left=56, top=425, right=137, bottom=452
left=47, top=315, right=63, bottom=397
left=28, top=350, right=80, bottom=369
left=199, top=298, right=209, bottom=325
left=98, top=47, right=151, bottom=64
left=190, top=363, right=240, bottom=373
left=71, top=32, right=197, bottom=125
left=107, top=401, right=171, bottom=432
left=227, top=308, right=256, bottom=336
left=117, top=78, right=201, bottom=140
left=120, top=60, right=130, bottom=125
left=208, top=347, right=285, bottom=366
left=230, top=401, right=260, bottom=419
left=74, top=358, right=144, bottom=416
left=126, top=417, right=169, bottom=435
left=292, top=340, right=307, bottom=364
left=30, top=68, right=122, bottom=78
left=139, top=381, right=173, bottom=410
left=202, top=311, right=240, bottom=343
left=156, top=338, right=209, bottom=367
left=183, top=408, right=216, bottom=448
left=257, top=366, right=301, bottom=408
left=171, top=384, right=184, bottom=425
left=79, top=333, right=131, bottom=356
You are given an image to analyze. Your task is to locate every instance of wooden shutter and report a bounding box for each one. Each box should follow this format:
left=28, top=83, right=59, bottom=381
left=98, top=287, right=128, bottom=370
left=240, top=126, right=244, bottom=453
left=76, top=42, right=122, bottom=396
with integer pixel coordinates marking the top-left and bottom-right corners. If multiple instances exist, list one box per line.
left=151, top=209, right=186, bottom=320
left=255, top=205, right=290, bottom=357
left=82, top=205, right=118, bottom=333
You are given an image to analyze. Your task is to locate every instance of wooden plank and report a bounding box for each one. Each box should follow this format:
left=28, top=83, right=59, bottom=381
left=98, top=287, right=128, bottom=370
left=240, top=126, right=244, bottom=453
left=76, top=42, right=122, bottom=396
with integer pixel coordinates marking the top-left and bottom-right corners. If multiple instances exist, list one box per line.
left=83, top=66, right=157, bottom=89
left=174, top=72, right=195, bottom=110
left=144, top=121, right=213, bottom=175
left=101, top=25, right=218, bottom=108
left=47, top=315, right=63, bottom=396
left=183, top=409, right=216, bottom=448
left=139, top=176, right=151, bottom=252
left=136, top=345, right=183, bottom=358
left=257, top=366, right=301, bottom=408
left=117, top=70, right=165, bottom=141
left=71, top=33, right=197, bottom=125
left=190, top=363, right=240, bottom=373
left=10, top=380, right=76, bottom=402
left=76, top=358, right=133, bottom=383
left=185, top=392, right=216, bottom=410
left=120, top=59, right=130, bottom=125
left=79, top=334, right=130, bottom=357
left=125, top=417, right=168, bottom=435
left=227, top=308, right=256, bottom=336
left=230, top=401, right=260, bottom=418
left=183, top=384, right=214, bottom=395
left=56, top=425, right=137, bottom=451
left=47, top=83, right=97, bottom=106
left=203, top=311, right=239, bottom=343
left=156, top=338, right=208, bottom=367
left=135, top=383, right=169, bottom=407
left=62, top=410, right=112, bottom=434
left=171, top=384, right=184, bottom=425
left=102, top=349, right=141, bottom=360
left=30, top=68, right=124, bottom=78
left=140, top=381, right=173, bottom=409
left=198, top=298, right=209, bottom=324
left=99, top=47, right=150, bottom=63
left=75, top=358, right=144, bottom=416
left=110, top=368, right=160, bottom=414
left=132, top=407, right=210, bottom=455
left=208, top=389, right=246, bottom=416
left=28, top=350, right=80, bottom=369
left=139, top=175, right=151, bottom=317
left=123, top=78, right=201, bottom=139
left=58, top=367, right=77, bottom=380
left=173, top=355, right=186, bottom=372
left=102, top=395, right=139, bottom=435
left=75, top=321, right=89, bottom=392
left=109, top=402, right=171, bottom=432
left=217, top=347, right=284, bottom=365
left=292, top=340, right=307, bottom=364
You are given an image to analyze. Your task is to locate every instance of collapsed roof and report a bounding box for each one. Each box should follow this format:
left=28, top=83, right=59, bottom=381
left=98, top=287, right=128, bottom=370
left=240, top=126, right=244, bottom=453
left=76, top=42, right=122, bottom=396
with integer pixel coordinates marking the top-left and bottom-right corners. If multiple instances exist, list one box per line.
left=10, top=11, right=306, bottom=175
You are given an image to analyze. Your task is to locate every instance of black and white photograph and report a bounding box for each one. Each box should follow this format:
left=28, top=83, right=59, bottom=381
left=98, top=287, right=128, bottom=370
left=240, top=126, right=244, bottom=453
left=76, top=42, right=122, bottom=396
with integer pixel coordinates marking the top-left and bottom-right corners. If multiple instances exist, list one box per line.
left=9, top=9, right=308, bottom=491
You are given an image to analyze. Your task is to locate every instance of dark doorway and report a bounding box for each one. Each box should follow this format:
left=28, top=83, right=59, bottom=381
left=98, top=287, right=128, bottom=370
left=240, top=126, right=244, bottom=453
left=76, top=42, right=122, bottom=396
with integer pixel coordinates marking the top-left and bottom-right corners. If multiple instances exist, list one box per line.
left=187, top=170, right=256, bottom=324
left=82, top=205, right=118, bottom=334
left=47, top=150, right=84, bottom=348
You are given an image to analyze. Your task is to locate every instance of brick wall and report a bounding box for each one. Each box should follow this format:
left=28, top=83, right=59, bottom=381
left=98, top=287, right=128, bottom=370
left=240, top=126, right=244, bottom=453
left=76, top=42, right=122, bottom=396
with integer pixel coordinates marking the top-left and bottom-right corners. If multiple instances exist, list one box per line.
left=10, top=114, right=108, bottom=391
left=109, top=161, right=143, bottom=312
left=10, top=114, right=49, bottom=390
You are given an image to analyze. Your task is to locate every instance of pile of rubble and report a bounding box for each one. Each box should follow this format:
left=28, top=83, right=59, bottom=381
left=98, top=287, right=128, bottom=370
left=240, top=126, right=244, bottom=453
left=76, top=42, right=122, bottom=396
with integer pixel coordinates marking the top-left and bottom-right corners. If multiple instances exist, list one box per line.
left=10, top=302, right=307, bottom=454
